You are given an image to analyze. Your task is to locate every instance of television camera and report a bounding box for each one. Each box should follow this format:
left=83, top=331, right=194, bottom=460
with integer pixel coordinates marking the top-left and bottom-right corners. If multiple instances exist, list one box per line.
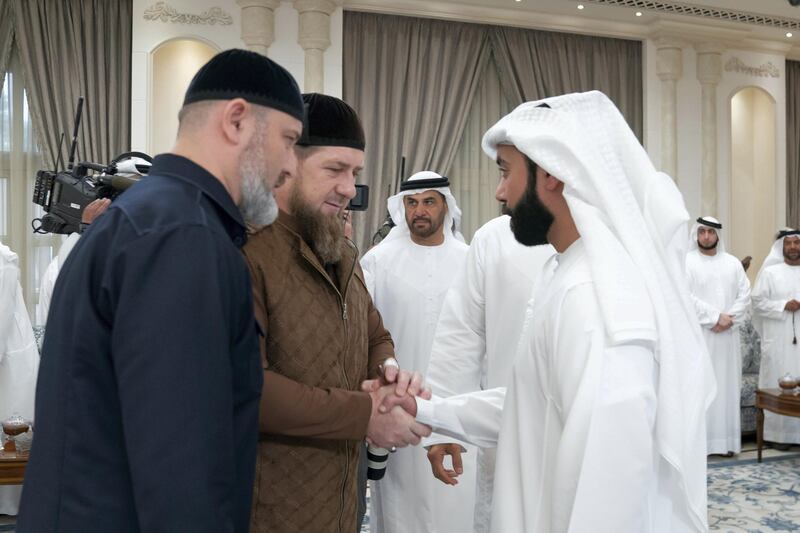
left=31, top=97, right=152, bottom=235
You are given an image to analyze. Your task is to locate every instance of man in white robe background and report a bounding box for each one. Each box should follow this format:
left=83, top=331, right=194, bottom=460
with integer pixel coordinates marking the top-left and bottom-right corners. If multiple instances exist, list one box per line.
left=361, top=171, right=475, bottom=533
left=35, top=198, right=111, bottom=326
left=685, top=216, right=750, bottom=456
left=378, top=91, right=714, bottom=533
left=423, top=213, right=553, bottom=533
left=0, top=242, right=40, bottom=515
left=752, top=229, right=800, bottom=447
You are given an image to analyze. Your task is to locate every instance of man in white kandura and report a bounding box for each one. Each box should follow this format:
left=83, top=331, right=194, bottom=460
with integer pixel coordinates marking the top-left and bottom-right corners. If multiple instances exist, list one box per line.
left=361, top=171, right=475, bottom=533
left=685, top=216, right=750, bottom=456
left=0, top=242, right=40, bottom=514
left=381, top=91, right=714, bottom=532
left=752, top=229, right=800, bottom=447
left=423, top=213, right=553, bottom=533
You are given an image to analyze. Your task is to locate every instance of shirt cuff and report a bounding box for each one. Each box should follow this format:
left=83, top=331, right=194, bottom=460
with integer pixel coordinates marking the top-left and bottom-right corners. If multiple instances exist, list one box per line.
left=415, top=397, right=436, bottom=427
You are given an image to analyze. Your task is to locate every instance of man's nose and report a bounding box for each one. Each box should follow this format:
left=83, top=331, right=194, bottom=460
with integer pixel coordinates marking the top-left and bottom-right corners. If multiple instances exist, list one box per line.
left=495, top=181, right=506, bottom=203
left=338, top=175, right=357, bottom=200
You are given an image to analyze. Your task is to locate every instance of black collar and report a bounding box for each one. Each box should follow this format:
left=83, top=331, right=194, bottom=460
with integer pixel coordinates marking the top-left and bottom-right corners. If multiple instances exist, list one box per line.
left=149, top=153, right=247, bottom=245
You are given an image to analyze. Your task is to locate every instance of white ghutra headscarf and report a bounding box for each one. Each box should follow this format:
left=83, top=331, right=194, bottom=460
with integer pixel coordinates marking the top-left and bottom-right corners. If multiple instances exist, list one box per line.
left=482, top=91, right=714, bottom=532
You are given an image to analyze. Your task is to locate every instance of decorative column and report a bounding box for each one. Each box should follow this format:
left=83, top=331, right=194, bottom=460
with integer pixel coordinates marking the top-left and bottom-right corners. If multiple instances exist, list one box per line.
left=294, top=0, right=337, bottom=92
left=237, top=0, right=282, bottom=55
left=655, top=40, right=683, bottom=180
left=696, top=43, right=724, bottom=217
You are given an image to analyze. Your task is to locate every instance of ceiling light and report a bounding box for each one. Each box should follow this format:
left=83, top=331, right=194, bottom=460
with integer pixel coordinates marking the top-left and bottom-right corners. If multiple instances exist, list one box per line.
left=577, top=3, right=585, bottom=9
left=787, top=32, right=794, bottom=38
left=635, top=11, right=643, bottom=16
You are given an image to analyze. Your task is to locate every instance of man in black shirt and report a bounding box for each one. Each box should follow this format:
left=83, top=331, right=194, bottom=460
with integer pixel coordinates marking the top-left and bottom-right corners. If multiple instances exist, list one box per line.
left=17, top=49, right=304, bottom=533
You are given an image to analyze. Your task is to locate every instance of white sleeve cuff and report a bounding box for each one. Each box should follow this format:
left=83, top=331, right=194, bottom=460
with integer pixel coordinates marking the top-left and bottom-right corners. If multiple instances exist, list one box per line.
left=415, top=397, right=436, bottom=427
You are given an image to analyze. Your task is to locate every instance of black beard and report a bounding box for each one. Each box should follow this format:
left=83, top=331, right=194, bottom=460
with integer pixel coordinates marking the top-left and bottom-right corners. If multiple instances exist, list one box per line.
left=408, top=214, right=444, bottom=239
left=510, top=163, right=554, bottom=247
left=698, top=239, right=718, bottom=251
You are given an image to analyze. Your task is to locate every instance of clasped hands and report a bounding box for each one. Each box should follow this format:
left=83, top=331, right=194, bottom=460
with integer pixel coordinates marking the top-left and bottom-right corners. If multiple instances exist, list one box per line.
left=784, top=299, right=800, bottom=313
left=362, top=361, right=432, bottom=449
left=711, top=313, right=734, bottom=333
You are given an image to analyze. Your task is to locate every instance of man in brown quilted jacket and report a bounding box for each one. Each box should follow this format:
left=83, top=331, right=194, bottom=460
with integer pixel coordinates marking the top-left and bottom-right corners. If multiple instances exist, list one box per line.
left=242, top=93, right=431, bottom=533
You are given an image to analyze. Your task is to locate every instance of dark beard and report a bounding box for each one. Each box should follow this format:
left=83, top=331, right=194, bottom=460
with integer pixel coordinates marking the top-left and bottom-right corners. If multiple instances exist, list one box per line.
left=510, top=160, right=554, bottom=247
left=408, top=214, right=444, bottom=239
left=289, top=186, right=345, bottom=265
left=698, top=239, right=718, bottom=251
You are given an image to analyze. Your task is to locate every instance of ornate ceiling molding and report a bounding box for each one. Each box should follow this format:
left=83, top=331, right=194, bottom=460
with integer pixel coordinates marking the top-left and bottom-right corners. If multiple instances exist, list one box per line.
left=586, top=0, right=800, bottom=32
left=143, top=2, right=234, bottom=25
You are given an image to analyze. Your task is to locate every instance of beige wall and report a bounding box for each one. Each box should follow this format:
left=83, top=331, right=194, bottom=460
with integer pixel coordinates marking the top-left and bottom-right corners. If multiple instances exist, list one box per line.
left=150, top=39, right=218, bottom=155
left=131, top=0, right=343, bottom=155
left=730, top=87, right=777, bottom=282
left=644, top=42, right=787, bottom=272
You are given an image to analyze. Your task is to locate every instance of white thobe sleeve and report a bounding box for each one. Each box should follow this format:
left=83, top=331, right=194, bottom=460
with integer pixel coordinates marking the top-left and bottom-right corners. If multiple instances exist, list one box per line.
left=36, top=259, right=59, bottom=327
left=359, top=250, right=377, bottom=299
left=415, top=388, right=506, bottom=449
left=0, top=259, right=19, bottom=359
left=689, top=293, right=721, bottom=327
left=423, top=244, right=487, bottom=447
left=552, top=284, right=658, bottom=533
left=685, top=264, right=721, bottom=327
left=752, top=270, right=787, bottom=320
left=725, top=263, right=751, bottom=324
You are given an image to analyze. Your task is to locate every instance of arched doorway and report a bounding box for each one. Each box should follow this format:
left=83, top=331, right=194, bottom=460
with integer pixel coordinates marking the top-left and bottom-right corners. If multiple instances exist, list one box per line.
left=150, top=38, right=218, bottom=155
left=729, top=86, right=776, bottom=283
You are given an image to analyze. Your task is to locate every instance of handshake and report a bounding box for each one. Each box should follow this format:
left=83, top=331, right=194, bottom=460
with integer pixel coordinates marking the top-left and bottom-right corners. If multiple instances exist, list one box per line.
left=361, top=360, right=432, bottom=449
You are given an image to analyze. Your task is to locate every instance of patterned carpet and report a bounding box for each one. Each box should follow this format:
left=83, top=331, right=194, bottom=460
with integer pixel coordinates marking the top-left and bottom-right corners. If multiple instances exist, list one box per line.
left=707, top=454, right=800, bottom=532
left=2, top=455, right=798, bottom=532
left=360, top=454, right=800, bottom=532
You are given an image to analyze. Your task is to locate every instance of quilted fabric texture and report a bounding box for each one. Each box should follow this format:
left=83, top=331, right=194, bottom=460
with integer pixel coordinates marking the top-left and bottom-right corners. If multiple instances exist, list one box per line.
left=244, top=217, right=375, bottom=533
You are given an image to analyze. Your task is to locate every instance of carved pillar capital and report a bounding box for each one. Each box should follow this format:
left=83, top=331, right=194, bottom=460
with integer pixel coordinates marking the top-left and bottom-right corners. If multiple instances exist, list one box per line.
left=695, top=43, right=724, bottom=85
left=237, top=0, right=282, bottom=55
left=293, top=0, right=338, bottom=92
left=656, top=43, right=683, bottom=82
left=294, top=0, right=337, bottom=51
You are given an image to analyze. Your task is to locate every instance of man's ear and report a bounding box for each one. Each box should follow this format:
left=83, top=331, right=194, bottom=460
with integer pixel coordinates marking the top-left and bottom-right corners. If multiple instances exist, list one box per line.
left=220, top=98, right=250, bottom=146
left=538, top=167, right=562, bottom=192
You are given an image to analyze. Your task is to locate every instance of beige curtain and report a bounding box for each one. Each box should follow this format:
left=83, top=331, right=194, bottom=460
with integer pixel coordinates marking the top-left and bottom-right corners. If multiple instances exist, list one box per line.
left=0, top=0, right=13, bottom=97
left=13, top=0, right=132, bottom=167
left=448, top=55, right=512, bottom=241
left=787, top=60, right=800, bottom=229
left=490, top=26, right=643, bottom=139
left=343, top=12, right=491, bottom=251
left=0, top=51, right=58, bottom=317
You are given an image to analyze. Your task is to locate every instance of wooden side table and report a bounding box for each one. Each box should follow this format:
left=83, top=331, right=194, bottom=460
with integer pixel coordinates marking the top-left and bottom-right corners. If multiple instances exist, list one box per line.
left=755, top=388, right=800, bottom=462
left=0, top=450, right=27, bottom=485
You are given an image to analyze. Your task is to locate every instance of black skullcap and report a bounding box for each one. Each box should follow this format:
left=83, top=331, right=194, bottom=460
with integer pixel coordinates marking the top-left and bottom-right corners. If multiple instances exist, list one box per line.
left=183, top=48, right=304, bottom=122
left=297, top=93, right=365, bottom=150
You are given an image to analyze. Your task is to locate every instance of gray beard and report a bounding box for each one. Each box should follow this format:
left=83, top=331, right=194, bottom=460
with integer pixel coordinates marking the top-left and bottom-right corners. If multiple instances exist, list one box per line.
left=240, top=171, right=279, bottom=228
left=238, top=129, right=279, bottom=229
